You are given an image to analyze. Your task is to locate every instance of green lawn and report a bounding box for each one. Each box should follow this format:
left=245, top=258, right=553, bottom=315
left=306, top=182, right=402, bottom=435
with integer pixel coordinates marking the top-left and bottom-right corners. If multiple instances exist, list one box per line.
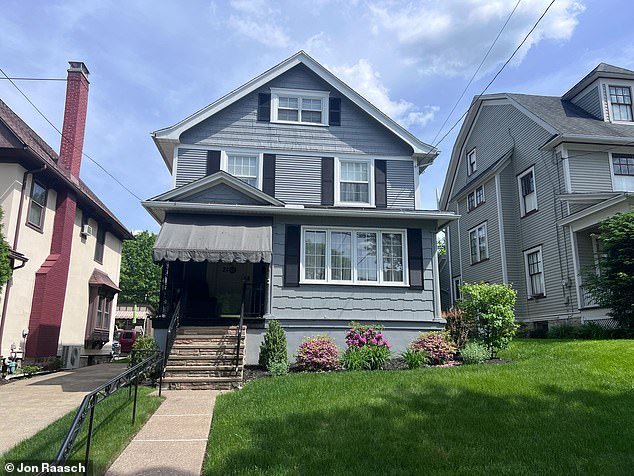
left=1, top=386, right=163, bottom=475
left=205, top=340, right=634, bottom=475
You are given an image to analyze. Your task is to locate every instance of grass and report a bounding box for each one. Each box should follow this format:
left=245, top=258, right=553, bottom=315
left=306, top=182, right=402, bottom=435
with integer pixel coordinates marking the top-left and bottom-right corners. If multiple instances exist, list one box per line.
left=1, top=386, right=163, bottom=475
left=205, top=340, right=634, bottom=475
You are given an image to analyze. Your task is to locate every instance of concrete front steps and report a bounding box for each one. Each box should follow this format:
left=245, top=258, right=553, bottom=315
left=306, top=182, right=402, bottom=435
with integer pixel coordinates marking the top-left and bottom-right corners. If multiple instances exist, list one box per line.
left=163, top=325, right=245, bottom=390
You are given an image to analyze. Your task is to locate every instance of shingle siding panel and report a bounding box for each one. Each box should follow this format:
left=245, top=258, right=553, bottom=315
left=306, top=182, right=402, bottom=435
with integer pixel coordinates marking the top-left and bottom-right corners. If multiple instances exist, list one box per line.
left=572, top=87, right=603, bottom=119
left=275, top=155, right=322, bottom=204
left=567, top=149, right=613, bottom=192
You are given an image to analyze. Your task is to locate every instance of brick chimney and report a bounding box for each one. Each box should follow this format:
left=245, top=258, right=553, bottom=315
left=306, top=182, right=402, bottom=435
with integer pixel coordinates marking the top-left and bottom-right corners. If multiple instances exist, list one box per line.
left=59, top=61, right=89, bottom=179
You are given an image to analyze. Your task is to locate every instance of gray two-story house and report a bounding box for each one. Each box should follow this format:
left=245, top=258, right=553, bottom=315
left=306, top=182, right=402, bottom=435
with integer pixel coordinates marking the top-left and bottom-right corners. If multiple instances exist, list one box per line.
left=143, top=51, right=456, bottom=387
left=440, top=63, right=634, bottom=331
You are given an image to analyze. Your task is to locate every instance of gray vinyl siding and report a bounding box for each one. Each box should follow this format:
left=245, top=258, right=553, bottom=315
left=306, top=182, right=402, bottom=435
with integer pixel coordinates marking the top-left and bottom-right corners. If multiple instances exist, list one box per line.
left=274, top=155, right=322, bottom=205
left=576, top=229, right=596, bottom=272
left=572, top=87, right=603, bottom=119
left=180, top=63, right=413, bottom=158
left=386, top=160, right=416, bottom=209
left=270, top=215, right=437, bottom=322
left=567, top=149, right=613, bottom=192
left=447, top=218, right=461, bottom=279
left=175, top=148, right=207, bottom=187
left=179, top=183, right=262, bottom=205
left=602, top=84, right=611, bottom=121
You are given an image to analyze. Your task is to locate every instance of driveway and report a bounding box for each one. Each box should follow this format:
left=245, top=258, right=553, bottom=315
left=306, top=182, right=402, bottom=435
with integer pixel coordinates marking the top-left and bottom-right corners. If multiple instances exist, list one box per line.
left=0, top=363, right=124, bottom=455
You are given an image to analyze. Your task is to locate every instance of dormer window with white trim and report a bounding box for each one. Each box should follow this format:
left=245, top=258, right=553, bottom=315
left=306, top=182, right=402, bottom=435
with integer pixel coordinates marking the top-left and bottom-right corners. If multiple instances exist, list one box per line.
left=467, top=148, right=477, bottom=176
left=609, top=85, right=633, bottom=122
left=271, top=88, right=329, bottom=126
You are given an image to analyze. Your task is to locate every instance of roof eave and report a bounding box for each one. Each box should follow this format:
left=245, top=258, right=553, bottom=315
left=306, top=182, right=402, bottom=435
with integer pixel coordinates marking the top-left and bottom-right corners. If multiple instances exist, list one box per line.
left=541, top=134, right=634, bottom=150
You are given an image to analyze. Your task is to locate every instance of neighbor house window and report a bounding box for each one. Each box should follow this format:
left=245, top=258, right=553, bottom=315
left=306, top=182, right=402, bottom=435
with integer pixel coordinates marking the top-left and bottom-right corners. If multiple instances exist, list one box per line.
left=95, top=295, right=112, bottom=329
left=271, top=88, right=329, bottom=126
left=336, top=159, right=374, bottom=206
left=227, top=154, right=259, bottom=187
left=469, top=222, right=488, bottom=264
left=467, top=185, right=485, bottom=212
left=27, top=180, right=47, bottom=229
left=518, top=167, right=538, bottom=216
left=452, top=276, right=462, bottom=302
left=524, top=246, right=545, bottom=298
left=301, top=228, right=407, bottom=285
left=609, top=85, right=633, bottom=122
left=611, top=153, right=634, bottom=192
left=94, top=225, right=105, bottom=263
left=467, top=148, right=477, bottom=176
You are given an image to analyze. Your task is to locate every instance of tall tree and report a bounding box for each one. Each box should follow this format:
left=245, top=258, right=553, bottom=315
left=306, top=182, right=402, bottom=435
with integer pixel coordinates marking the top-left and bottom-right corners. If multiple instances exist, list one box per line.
left=586, top=210, right=634, bottom=329
left=119, top=231, right=161, bottom=308
left=0, top=207, right=11, bottom=293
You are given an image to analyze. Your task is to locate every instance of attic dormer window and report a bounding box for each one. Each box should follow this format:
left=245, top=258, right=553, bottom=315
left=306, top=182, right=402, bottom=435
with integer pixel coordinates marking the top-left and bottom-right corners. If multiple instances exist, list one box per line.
left=270, top=88, right=329, bottom=126
left=609, top=85, right=633, bottom=122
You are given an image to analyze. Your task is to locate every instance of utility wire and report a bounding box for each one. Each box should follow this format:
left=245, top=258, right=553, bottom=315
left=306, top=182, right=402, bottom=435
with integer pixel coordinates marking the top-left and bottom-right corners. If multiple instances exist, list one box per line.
left=0, top=77, right=67, bottom=81
left=0, top=66, right=143, bottom=201
left=429, top=0, right=522, bottom=147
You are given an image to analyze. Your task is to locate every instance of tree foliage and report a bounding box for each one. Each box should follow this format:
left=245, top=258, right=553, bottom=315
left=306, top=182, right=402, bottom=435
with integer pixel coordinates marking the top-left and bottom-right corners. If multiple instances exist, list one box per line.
left=119, top=231, right=161, bottom=308
left=0, top=207, right=11, bottom=293
left=258, top=320, right=288, bottom=368
left=585, top=210, right=634, bottom=329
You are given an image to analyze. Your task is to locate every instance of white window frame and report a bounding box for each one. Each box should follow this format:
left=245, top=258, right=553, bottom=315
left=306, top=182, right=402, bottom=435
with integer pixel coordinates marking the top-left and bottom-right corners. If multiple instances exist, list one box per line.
left=299, top=226, right=408, bottom=287
left=468, top=222, right=488, bottom=265
left=524, top=245, right=546, bottom=299
left=270, top=88, right=330, bottom=126
left=452, top=276, right=462, bottom=303
left=607, top=83, right=634, bottom=123
left=517, top=166, right=538, bottom=217
left=220, top=149, right=264, bottom=190
left=467, top=148, right=477, bottom=176
left=608, top=151, right=634, bottom=192
left=467, top=184, right=485, bottom=212
left=334, top=157, right=375, bottom=207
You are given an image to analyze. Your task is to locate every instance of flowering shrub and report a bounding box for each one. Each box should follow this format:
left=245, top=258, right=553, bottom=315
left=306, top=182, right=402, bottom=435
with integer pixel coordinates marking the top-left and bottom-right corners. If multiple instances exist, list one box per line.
left=295, top=335, right=340, bottom=372
left=343, top=322, right=391, bottom=370
left=409, top=331, right=456, bottom=365
left=345, top=322, right=390, bottom=349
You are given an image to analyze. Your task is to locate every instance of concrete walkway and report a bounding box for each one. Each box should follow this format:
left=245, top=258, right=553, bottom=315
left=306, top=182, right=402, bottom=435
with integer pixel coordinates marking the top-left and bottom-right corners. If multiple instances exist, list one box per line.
left=0, top=363, right=125, bottom=455
left=106, top=390, right=219, bottom=476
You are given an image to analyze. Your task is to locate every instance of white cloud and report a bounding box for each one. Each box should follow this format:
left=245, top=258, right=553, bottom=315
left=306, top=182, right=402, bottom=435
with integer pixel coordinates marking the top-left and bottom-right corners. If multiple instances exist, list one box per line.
left=328, top=59, right=439, bottom=129
left=369, top=0, right=586, bottom=77
left=303, top=32, right=331, bottom=56
left=227, top=0, right=290, bottom=48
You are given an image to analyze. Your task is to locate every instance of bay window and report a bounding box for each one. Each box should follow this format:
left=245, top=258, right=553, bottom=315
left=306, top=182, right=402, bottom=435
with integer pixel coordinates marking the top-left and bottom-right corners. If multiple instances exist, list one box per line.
left=301, top=227, right=407, bottom=285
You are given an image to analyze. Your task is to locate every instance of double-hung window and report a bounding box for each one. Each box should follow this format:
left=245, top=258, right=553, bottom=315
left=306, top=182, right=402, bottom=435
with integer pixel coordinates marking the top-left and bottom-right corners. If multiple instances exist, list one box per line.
left=336, top=159, right=374, bottom=206
left=227, top=154, right=259, bottom=187
left=27, top=180, right=47, bottom=229
left=96, top=295, right=112, bottom=329
left=301, top=228, right=407, bottom=285
left=467, top=185, right=485, bottom=212
left=524, top=246, right=545, bottom=298
left=467, top=148, right=477, bottom=176
left=611, top=153, right=634, bottom=191
left=518, top=167, right=537, bottom=216
left=609, top=85, right=633, bottom=122
left=469, top=222, right=488, bottom=264
left=271, top=88, right=329, bottom=126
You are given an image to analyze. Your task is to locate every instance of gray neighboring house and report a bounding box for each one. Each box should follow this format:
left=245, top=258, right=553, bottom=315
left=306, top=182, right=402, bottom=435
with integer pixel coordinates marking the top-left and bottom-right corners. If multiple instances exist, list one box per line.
left=440, top=63, right=634, bottom=330
left=143, top=51, right=456, bottom=380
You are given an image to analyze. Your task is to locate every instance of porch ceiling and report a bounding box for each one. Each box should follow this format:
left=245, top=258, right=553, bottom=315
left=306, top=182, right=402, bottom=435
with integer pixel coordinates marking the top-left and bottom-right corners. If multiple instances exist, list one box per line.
left=153, top=214, right=272, bottom=263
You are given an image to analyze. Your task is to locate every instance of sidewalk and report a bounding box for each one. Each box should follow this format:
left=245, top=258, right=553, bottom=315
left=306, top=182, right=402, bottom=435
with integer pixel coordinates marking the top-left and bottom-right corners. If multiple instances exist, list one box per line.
left=106, top=390, right=219, bottom=476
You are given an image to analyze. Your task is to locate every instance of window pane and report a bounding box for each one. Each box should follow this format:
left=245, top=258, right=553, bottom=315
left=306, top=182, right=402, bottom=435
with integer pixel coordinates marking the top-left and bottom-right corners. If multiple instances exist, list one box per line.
left=382, top=233, right=403, bottom=282
left=356, top=232, right=377, bottom=282
left=278, top=109, right=299, bottom=121
left=304, top=231, right=326, bottom=280
left=340, top=161, right=369, bottom=181
left=330, top=232, right=352, bottom=281
left=227, top=155, right=258, bottom=186
left=467, top=192, right=475, bottom=211
left=478, top=225, right=488, bottom=260
left=476, top=186, right=485, bottom=205
left=300, top=110, right=322, bottom=123
left=340, top=182, right=369, bottom=203
left=521, top=172, right=534, bottom=196
left=27, top=203, right=43, bottom=227
left=470, top=230, right=478, bottom=263
left=302, top=98, right=322, bottom=110
left=31, top=182, right=46, bottom=206
left=279, top=97, right=298, bottom=108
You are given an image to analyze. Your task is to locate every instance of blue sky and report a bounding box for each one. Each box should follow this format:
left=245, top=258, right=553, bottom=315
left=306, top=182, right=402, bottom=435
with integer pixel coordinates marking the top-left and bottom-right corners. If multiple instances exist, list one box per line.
left=1, top=0, right=632, bottom=232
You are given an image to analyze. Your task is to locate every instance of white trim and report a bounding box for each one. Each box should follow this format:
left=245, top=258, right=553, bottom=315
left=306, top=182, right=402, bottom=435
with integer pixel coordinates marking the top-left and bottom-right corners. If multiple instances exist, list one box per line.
left=334, top=157, right=375, bottom=207
left=557, top=145, right=573, bottom=193
left=608, top=151, right=634, bottom=192
left=558, top=193, right=632, bottom=230
left=569, top=228, right=582, bottom=309
left=467, top=221, right=488, bottom=265
left=432, top=241, right=442, bottom=319
left=414, top=162, right=421, bottom=210
left=270, top=87, right=329, bottom=126
left=299, top=226, right=409, bottom=287
left=172, top=146, right=179, bottom=189
left=451, top=275, right=462, bottom=304
left=221, top=149, right=264, bottom=190
left=523, top=245, right=546, bottom=299
left=455, top=201, right=463, bottom=277
left=608, top=151, right=617, bottom=191
left=603, top=80, right=634, bottom=124
left=495, top=174, right=508, bottom=284
left=517, top=166, right=538, bottom=217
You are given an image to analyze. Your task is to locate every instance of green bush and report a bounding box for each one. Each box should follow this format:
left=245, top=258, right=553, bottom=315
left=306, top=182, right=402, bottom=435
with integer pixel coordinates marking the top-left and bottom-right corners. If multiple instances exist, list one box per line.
left=259, top=320, right=288, bottom=369
left=19, top=364, right=42, bottom=375
left=460, top=341, right=491, bottom=364
left=267, top=358, right=289, bottom=377
left=341, top=345, right=391, bottom=371
left=459, top=282, right=518, bottom=355
left=402, top=349, right=428, bottom=369
left=546, top=322, right=632, bottom=340
left=130, top=335, right=158, bottom=366
left=44, top=357, right=62, bottom=371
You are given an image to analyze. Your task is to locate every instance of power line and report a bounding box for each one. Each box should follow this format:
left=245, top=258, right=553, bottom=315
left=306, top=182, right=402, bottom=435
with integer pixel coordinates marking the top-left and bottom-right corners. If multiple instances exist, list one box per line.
left=429, top=0, right=522, bottom=147
left=0, top=77, right=67, bottom=81
left=0, top=66, right=143, bottom=201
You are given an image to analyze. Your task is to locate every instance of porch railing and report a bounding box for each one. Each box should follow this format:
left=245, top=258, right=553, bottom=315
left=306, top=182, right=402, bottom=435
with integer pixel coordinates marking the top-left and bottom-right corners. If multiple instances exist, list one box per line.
left=243, top=283, right=266, bottom=318
left=163, top=295, right=183, bottom=373
left=580, top=284, right=599, bottom=308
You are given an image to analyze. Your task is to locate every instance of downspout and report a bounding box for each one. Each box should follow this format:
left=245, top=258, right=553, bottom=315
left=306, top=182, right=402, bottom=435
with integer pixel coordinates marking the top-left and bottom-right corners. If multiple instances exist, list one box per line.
left=0, top=164, right=47, bottom=354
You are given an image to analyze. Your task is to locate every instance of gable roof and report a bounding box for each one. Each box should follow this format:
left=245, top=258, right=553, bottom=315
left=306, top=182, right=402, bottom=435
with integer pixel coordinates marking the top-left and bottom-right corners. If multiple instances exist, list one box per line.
left=152, top=51, right=437, bottom=171
left=562, top=62, right=634, bottom=100
left=147, top=170, right=285, bottom=207
left=0, top=99, right=133, bottom=240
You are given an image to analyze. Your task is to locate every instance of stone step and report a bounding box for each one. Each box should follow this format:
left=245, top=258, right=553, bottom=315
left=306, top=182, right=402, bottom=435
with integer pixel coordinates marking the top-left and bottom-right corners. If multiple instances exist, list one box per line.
left=174, top=335, right=244, bottom=343
left=177, top=326, right=244, bottom=336
left=169, top=348, right=244, bottom=358
left=165, top=365, right=238, bottom=372
left=165, top=369, right=242, bottom=379
left=166, top=381, right=240, bottom=390
left=167, top=359, right=242, bottom=367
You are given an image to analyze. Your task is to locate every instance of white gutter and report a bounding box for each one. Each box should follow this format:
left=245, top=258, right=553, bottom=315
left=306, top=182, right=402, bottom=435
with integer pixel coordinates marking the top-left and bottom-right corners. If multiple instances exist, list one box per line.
left=542, top=134, right=634, bottom=150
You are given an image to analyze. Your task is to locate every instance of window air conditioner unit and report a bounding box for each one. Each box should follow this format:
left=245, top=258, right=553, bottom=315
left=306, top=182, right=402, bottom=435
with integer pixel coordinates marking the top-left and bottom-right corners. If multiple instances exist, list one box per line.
left=61, top=345, right=82, bottom=370
left=81, top=224, right=93, bottom=237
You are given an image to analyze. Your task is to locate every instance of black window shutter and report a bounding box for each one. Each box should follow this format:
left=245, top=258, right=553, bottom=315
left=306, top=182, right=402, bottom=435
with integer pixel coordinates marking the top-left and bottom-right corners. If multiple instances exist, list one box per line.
left=257, top=93, right=271, bottom=122
left=321, top=157, right=335, bottom=206
left=206, top=150, right=221, bottom=175
left=407, top=228, right=424, bottom=290
left=284, top=225, right=301, bottom=287
left=329, top=97, right=341, bottom=126
left=375, top=160, right=387, bottom=208
left=263, top=154, right=276, bottom=196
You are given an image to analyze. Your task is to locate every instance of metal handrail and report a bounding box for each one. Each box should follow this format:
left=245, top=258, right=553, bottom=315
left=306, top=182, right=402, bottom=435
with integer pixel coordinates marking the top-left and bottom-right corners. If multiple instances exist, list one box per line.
left=236, top=281, right=246, bottom=371
left=39, top=352, right=163, bottom=475
left=163, top=295, right=182, bottom=374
